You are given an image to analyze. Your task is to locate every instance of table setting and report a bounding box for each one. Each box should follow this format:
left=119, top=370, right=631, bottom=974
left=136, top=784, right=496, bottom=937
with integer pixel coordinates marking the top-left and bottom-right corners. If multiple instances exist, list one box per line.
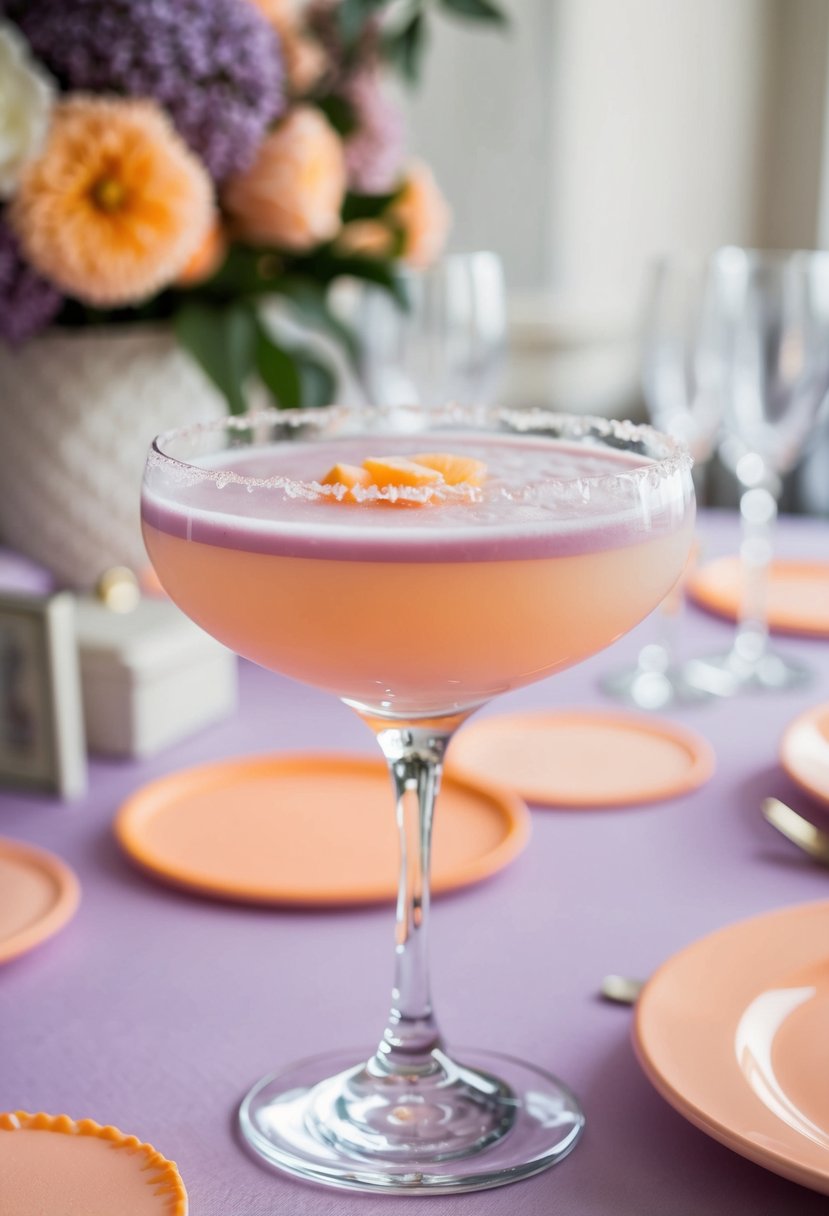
left=2, top=3, right=829, bottom=1211
left=1, top=485, right=828, bottom=1213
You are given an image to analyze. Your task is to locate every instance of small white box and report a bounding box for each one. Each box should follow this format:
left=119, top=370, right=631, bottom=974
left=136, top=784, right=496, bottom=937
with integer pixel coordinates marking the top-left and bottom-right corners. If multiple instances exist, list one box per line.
left=75, top=597, right=237, bottom=758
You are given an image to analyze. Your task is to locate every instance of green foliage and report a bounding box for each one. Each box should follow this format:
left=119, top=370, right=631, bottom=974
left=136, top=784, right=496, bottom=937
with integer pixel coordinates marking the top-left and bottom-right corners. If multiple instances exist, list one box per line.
left=316, top=94, right=359, bottom=138
left=174, top=298, right=340, bottom=413
left=384, top=13, right=427, bottom=84
left=352, top=0, right=508, bottom=85
left=438, top=0, right=507, bottom=24
left=174, top=302, right=256, bottom=416
left=342, top=188, right=402, bottom=223
left=169, top=237, right=415, bottom=412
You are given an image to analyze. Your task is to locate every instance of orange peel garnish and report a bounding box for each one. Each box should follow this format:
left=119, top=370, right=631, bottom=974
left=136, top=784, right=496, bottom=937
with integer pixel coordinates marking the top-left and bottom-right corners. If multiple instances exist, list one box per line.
left=321, top=463, right=373, bottom=492
left=361, top=456, right=443, bottom=488
left=320, top=451, right=487, bottom=505
left=411, top=452, right=487, bottom=486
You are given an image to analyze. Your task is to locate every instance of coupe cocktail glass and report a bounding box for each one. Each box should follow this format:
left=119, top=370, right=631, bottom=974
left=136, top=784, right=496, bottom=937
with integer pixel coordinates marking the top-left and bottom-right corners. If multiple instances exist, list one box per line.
left=141, top=404, right=694, bottom=1195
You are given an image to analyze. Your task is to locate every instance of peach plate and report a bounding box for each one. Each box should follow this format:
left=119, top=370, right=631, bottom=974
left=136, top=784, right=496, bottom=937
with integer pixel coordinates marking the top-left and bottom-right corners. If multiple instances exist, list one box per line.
left=780, top=703, right=829, bottom=808
left=114, top=752, right=530, bottom=905
left=634, top=900, right=829, bottom=1195
left=0, top=838, right=80, bottom=964
left=0, top=1112, right=187, bottom=1215
left=687, top=557, right=829, bottom=637
left=446, top=709, right=715, bottom=808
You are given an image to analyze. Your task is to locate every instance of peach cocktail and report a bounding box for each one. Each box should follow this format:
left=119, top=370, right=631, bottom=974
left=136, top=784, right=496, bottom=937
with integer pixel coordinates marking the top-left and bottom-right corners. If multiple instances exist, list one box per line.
left=141, top=404, right=695, bottom=1195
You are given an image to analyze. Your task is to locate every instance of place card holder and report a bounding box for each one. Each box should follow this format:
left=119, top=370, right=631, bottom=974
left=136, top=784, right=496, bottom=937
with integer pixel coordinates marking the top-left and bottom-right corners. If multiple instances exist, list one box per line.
left=75, top=594, right=237, bottom=759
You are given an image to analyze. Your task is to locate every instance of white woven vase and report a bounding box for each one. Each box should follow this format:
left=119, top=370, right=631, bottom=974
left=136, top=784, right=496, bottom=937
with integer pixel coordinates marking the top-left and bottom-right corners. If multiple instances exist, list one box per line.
left=0, top=326, right=226, bottom=589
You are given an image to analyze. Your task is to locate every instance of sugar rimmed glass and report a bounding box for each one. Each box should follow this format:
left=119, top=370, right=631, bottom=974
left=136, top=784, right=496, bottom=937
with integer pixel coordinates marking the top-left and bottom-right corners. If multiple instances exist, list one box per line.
left=141, top=403, right=695, bottom=1195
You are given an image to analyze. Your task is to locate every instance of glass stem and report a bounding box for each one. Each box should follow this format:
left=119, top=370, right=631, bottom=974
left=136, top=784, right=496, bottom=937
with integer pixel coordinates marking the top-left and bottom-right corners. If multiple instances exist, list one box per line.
left=733, top=476, right=779, bottom=669
left=371, top=724, right=451, bottom=1077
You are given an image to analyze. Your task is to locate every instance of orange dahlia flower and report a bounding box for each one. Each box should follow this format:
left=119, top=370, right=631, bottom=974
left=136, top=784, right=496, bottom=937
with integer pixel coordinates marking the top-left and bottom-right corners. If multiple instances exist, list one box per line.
left=175, top=216, right=227, bottom=286
left=392, top=161, right=451, bottom=270
left=223, top=106, right=346, bottom=252
left=11, top=96, right=213, bottom=307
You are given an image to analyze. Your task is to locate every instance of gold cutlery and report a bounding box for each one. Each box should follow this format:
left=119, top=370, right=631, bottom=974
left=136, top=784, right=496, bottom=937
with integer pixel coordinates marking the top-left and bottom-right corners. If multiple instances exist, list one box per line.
left=599, top=974, right=645, bottom=1005
left=762, top=797, right=829, bottom=865
left=601, top=797, right=829, bottom=1009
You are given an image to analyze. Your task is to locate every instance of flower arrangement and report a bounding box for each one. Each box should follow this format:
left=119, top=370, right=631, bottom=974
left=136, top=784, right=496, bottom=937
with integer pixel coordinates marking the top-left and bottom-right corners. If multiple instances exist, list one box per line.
left=0, top=0, right=505, bottom=411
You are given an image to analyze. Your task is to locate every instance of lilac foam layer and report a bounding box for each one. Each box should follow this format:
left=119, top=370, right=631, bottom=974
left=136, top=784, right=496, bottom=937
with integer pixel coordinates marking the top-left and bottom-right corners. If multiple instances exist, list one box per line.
left=141, top=436, right=693, bottom=563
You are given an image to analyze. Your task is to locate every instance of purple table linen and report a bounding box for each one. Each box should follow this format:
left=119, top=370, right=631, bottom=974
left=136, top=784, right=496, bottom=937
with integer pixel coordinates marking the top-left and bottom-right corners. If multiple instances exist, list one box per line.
left=1, top=509, right=829, bottom=1215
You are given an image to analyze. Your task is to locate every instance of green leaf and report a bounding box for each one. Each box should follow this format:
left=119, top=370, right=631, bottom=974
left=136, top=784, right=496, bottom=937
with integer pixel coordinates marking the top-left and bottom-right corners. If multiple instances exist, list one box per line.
left=338, top=0, right=389, bottom=48
left=196, top=245, right=284, bottom=300
left=316, top=94, right=359, bottom=138
left=330, top=255, right=410, bottom=309
left=254, top=317, right=338, bottom=409
left=254, top=324, right=302, bottom=408
left=383, top=13, right=427, bottom=83
left=174, top=302, right=256, bottom=414
left=295, top=350, right=337, bottom=409
left=291, top=248, right=410, bottom=310
left=438, top=0, right=507, bottom=23
left=342, top=188, right=401, bottom=223
left=277, top=277, right=362, bottom=370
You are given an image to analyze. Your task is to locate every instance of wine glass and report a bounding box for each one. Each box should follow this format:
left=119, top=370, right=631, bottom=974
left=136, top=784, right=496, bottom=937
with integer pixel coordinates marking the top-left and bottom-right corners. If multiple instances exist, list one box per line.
left=598, top=257, right=719, bottom=710
left=141, top=403, right=694, bottom=1194
left=681, top=247, right=829, bottom=695
left=602, top=254, right=723, bottom=709
left=353, top=251, right=507, bottom=408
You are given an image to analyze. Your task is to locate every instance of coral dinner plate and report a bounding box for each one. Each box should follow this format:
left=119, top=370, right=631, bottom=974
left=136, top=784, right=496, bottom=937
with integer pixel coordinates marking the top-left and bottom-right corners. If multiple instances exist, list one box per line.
left=0, top=838, right=79, bottom=964
left=0, top=1112, right=187, bottom=1215
left=634, top=900, right=829, bottom=1195
left=688, top=557, right=829, bottom=637
left=115, top=752, right=529, bottom=906
left=446, top=709, right=714, bottom=807
left=780, top=703, right=829, bottom=807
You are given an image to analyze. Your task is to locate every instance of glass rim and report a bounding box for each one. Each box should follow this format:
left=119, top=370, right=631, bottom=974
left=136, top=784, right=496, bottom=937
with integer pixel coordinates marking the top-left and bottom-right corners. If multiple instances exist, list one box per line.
left=147, top=404, right=693, bottom=503
left=652, top=246, right=829, bottom=273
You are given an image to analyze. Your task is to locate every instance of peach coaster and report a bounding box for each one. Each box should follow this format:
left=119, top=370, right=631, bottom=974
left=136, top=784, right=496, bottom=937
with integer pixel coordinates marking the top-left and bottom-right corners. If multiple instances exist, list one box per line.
left=687, top=556, right=829, bottom=637
left=780, top=702, right=829, bottom=807
left=0, top=838, right=79, bottom=964
left=634, top=900, right=829, bottom=1196
left=115, top=752, right=529, bottom=905
left=0, top=1112, right=187, bottom=1215
left=446, top=710, right=714, bottom=807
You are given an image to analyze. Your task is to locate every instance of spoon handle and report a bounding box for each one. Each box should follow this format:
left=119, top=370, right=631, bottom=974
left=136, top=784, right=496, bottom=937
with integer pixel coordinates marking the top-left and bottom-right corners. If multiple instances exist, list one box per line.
left=762, top=798, right=829, bottom=865
left=600, top=975, right=645, bottom=1005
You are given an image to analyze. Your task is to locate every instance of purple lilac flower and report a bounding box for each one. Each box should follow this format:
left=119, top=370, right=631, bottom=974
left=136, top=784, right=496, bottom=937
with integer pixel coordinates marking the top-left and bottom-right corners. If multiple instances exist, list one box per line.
left=343, top=72, right=405, bottom=195
left=0, top=217, right=63, bottom=346
left=4, top=0, right=285, bottom=182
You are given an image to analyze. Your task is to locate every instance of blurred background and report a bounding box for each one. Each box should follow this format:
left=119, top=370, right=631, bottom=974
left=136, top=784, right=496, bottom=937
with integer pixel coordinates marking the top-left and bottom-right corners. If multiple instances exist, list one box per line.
left=402, top=0, right=829, bottom=514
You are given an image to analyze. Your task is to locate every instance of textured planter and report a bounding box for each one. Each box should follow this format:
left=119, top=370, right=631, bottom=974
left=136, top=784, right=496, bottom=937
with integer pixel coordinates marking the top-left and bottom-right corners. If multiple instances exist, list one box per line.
left=0, top=326, right=226, bottom=589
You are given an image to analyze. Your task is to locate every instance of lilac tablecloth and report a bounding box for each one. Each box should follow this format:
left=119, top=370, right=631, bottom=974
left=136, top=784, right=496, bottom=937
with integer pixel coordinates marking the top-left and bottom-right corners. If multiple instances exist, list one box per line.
left=2, top=509, right=829, bottom=1215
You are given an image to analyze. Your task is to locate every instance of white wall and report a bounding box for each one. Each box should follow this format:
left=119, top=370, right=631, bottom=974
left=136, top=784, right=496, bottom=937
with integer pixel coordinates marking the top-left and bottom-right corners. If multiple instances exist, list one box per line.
left=404, top=0, right=829, bottom=413
left=402, top=0, right=556, bottom=293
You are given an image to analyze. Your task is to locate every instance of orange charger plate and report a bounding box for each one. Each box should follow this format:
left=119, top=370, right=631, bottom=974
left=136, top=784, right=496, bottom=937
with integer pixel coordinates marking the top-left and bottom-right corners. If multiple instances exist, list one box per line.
left=115, top=752, right=530, bottom=905
left=0, top=838, right=79, bottom=965
left=634, top=900, right=829, bottom=1196
left=446, top=709, right=714, bottom=808
left=780, top=702, right=829, bottom=807
left=688, top=557, right=829, bottom=637
left=0, top=1112, right=187, bottom=1215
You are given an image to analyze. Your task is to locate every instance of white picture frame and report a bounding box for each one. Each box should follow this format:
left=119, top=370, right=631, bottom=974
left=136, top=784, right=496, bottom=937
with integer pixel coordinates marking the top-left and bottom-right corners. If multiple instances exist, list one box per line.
left=0, top=592, right=87, bottom=799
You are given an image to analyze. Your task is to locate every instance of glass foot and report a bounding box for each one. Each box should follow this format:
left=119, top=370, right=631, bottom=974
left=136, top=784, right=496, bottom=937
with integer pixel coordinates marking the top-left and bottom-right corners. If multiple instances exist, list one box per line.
left=601, top=662, right=714, bottom=710
left=682, top=649, right=811, bottom=697
left=239, top=1046, right=584, bottom=1194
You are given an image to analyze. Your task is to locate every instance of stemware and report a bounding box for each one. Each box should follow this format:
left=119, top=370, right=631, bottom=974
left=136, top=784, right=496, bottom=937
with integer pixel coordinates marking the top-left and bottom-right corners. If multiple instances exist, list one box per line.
left=141, top=403, right=694, bottom=1194
left=602, top=255, right=722, bottom=709
left=683, top=247, right=829, bottom=695
left=353, top=251, right=507, bottom=408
